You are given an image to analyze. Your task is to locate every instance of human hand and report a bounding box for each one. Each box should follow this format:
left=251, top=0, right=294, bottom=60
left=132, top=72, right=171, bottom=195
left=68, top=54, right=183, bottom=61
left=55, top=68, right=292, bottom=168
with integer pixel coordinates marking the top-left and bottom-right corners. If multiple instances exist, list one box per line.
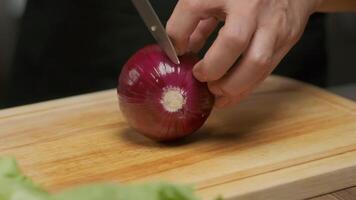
left=167, top=0, right=322, bottom=108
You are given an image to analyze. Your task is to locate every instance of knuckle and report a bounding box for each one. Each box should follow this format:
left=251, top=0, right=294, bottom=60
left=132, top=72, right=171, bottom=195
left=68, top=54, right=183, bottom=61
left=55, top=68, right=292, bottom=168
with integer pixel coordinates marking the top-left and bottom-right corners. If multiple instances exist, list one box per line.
left=192, top=30, right=206, bottom=42
left=249, top=53, right=273, bottom=67
left=272, top=9, right=288, bottom=30
left=288, top=28, right=302, bottom=44
left=220, top=29, right=247, bottom=47
left=182, top=0, right=202, bottom=12
left=276, top=15, right=288, bottom=28
left=273, top=11, right=288, bottom=30
left=166, top=22, right=173, bottom=34
left=280, top=28, right=300, bottom=46
left=166, top=21, right=178, bottom=37
left=272, top=11, right=302, bottom=45
left=166, top=24, right=188, bottom=47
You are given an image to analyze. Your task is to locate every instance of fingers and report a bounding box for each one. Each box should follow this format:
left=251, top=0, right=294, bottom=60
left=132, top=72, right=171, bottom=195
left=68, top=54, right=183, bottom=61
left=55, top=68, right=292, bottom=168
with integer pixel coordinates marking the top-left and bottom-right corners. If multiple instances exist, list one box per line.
left=166, top=0, right=226, bottom=55
left=193, top=14, right=256, bottom=82
left=209, top=28, right=278, bottom=108
left=187, top=18, right=219, bottom=53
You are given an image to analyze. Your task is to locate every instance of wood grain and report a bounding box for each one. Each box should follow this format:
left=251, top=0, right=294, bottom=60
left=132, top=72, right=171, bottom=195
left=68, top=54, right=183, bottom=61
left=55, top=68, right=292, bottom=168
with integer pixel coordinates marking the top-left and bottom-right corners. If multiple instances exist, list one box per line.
left=333, top=187, right=356, bottom=200
left=0, top=75, right=355, bottom=200
left=312, top=195, right=339, bottom=200
left=311, top=187, right=356, bottom=200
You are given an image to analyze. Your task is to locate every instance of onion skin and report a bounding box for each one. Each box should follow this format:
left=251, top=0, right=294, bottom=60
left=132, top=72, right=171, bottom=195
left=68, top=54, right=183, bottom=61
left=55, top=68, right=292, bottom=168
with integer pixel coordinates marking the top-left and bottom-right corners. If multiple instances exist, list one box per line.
left=117, top=44, right=214, bottom=141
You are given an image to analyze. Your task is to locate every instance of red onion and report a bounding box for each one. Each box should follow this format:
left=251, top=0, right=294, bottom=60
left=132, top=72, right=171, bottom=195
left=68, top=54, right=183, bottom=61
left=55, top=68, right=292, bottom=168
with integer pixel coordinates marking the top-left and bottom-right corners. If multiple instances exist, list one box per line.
left=117, top=44, right=214, bottom=141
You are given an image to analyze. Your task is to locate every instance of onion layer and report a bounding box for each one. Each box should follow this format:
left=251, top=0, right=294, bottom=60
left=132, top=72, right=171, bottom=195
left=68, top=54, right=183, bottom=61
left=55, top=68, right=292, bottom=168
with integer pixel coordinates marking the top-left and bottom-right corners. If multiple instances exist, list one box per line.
left=117, top=44, right=214, bottom=141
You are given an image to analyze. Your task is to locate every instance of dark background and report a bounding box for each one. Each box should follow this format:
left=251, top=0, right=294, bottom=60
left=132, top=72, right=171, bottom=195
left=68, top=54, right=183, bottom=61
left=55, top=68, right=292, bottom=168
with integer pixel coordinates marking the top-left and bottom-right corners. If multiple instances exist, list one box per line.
left=0, top=0, right=355, bottom=109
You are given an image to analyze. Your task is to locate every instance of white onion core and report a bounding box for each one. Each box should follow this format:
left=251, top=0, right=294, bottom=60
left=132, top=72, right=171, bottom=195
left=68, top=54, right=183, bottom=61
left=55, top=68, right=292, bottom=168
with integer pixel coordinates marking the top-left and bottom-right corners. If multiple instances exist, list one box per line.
left=161, top=87, right=186, bottom=112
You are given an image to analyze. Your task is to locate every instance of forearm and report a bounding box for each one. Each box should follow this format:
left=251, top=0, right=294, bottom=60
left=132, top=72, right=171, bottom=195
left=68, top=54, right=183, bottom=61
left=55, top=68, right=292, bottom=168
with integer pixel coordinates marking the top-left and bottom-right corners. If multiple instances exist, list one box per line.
left=317, top=0, right=356, bottom=12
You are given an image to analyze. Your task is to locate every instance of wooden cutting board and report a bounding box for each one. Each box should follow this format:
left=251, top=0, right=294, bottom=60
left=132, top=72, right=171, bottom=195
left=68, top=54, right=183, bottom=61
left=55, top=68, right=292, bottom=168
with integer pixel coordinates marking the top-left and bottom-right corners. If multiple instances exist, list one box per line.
left=0, top=76, right=355, bottom=200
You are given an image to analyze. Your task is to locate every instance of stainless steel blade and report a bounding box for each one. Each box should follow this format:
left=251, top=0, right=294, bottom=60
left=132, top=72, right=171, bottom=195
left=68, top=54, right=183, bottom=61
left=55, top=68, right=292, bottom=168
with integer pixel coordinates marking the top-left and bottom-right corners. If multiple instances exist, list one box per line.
left=131, top=0, right=180, bottom=64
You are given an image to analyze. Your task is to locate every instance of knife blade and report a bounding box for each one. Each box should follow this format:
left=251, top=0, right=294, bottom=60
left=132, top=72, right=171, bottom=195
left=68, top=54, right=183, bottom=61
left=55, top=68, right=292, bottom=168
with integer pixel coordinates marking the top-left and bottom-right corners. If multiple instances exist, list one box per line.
left=131, top=0, right=180, bottom=64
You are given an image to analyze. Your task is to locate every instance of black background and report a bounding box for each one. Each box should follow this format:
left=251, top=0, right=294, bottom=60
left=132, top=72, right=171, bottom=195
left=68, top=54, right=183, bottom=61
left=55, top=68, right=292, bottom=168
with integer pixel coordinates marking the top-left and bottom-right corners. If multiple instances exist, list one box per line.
left=0, top=0, right=334, bottom=108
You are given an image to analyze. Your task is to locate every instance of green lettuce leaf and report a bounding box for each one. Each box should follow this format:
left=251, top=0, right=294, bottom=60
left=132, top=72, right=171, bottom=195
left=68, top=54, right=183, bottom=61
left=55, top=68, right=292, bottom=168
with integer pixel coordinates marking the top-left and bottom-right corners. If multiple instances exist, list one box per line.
left=0, top=157, right=50, bottom=200
left=0, top=157, right=204, bottom=200
left=53, top=182, right=199, bottom=200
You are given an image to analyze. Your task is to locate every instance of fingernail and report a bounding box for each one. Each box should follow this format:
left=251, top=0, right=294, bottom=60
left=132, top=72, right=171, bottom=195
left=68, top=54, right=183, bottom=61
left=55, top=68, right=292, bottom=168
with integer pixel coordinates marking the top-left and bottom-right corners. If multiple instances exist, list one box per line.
left=215, top=97, right=230, bottom=108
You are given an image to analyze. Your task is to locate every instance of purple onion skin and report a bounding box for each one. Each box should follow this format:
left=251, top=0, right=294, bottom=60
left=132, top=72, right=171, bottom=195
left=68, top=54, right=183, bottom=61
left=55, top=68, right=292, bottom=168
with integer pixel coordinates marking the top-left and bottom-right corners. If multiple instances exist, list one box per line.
left=117, top=44, right=214, bottom=141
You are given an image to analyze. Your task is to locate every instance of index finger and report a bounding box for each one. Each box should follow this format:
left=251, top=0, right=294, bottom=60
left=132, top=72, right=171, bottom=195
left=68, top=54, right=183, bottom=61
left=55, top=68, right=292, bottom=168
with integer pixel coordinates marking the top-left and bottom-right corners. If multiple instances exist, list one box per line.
left=166, top=0, right=225, bottom=55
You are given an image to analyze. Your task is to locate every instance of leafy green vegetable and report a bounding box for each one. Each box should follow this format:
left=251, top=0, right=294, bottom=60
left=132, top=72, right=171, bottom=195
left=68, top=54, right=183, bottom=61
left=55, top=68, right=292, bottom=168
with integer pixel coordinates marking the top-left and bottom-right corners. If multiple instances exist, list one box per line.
left=0, top=157, right=50, bottom=200
left=53, top=182, right=199, bottom=200
left=0, top=157, right=205, bottom=200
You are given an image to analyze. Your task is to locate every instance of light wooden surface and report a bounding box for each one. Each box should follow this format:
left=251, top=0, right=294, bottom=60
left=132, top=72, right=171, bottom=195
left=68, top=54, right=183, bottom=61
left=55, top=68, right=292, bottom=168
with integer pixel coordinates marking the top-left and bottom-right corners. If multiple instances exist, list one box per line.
left=0, top=75, right=355, bottom=200
left=312, top=186, right=356, bottom=200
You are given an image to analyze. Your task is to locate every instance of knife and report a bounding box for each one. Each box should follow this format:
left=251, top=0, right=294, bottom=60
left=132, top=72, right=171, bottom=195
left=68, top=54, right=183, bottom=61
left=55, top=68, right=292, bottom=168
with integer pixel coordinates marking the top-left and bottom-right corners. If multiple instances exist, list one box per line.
left=131, top=0, right=180, bottom=64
